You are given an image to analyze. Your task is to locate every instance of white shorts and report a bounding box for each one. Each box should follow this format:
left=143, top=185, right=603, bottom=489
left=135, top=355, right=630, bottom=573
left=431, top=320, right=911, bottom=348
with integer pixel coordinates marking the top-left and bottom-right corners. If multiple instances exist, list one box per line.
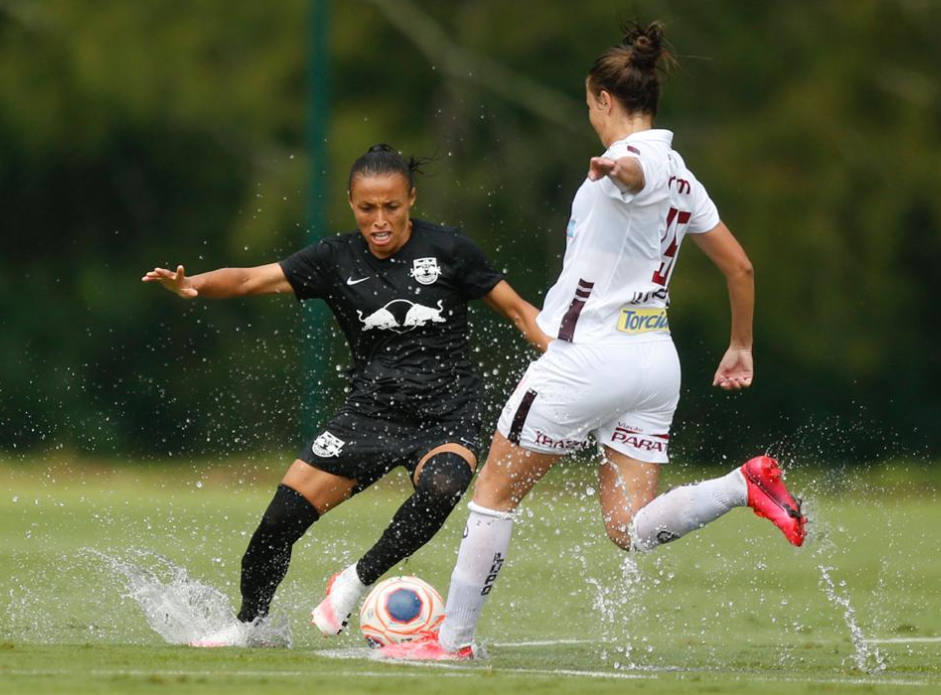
left=496, top=339, right=680, bottom=463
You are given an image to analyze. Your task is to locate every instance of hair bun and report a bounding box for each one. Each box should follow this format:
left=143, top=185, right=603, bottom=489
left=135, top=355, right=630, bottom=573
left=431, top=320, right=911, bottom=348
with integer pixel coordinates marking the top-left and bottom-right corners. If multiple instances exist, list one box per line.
left=368, top=143, right=396, bottom=154
left=621, top=20, right=664, bottom=69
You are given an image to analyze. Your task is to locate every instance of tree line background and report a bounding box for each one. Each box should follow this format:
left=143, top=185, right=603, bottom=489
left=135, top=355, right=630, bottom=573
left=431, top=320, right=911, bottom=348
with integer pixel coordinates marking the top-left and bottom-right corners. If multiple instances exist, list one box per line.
left=1, top=0, right=938, bottom=465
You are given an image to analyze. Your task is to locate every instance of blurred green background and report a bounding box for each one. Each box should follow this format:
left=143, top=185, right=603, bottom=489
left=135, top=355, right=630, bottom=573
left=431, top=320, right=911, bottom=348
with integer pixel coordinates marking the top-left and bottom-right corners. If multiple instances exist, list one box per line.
left=1, top=0, right=939, bottom=465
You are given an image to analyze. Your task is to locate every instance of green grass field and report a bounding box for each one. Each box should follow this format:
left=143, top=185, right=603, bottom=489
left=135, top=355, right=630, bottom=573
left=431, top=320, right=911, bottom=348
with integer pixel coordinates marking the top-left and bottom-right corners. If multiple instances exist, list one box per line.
left=1, top=458, right=939, bottom=694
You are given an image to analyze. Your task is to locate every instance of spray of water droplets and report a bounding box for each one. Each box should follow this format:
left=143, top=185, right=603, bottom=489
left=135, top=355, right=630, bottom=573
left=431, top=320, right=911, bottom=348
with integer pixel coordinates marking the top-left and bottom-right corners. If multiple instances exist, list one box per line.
left=809, top=528, right=887, bottom=676
left=83, top=548, right=291, bottom=647
left=581, top=551, right=651, bottom=670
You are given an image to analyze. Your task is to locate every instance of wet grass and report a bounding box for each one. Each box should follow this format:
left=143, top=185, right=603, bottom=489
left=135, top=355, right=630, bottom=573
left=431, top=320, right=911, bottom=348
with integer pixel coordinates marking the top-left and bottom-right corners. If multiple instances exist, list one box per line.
left=1, top=457, right=939, bottom=694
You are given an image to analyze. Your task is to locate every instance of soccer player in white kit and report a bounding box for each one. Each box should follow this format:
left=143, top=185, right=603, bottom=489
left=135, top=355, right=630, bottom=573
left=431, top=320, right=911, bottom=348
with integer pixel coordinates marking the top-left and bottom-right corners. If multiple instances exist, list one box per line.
left=382, top=20, right=807, bottom=661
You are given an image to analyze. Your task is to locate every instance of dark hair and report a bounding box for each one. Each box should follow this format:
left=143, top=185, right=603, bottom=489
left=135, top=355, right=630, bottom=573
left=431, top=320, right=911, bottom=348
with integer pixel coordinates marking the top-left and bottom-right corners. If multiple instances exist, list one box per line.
left=587, top=20, right=674, bottom=117
left=347, top=143, right=429, bottom=191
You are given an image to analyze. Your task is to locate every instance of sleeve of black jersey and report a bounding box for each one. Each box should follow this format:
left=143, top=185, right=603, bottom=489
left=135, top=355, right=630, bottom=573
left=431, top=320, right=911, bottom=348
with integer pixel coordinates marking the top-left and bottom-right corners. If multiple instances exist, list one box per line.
left=453, top=233, right=505, bottom=300
left=278, top=241, right=331, bottom=300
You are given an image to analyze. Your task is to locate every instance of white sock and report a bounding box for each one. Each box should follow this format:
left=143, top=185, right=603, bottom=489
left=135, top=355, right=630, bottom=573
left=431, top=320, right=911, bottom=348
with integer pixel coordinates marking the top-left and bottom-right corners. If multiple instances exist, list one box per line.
left=331, top=562, right=370, bottom=612
left=438, top=502, right=515, bottom=652
left=631, top=468, right=747, bottom=552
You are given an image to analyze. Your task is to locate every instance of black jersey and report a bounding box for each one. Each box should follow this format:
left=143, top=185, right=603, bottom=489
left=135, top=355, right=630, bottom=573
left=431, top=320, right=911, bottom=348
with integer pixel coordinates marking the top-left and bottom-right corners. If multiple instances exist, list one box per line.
left=279, top=219, right=504, bottom=419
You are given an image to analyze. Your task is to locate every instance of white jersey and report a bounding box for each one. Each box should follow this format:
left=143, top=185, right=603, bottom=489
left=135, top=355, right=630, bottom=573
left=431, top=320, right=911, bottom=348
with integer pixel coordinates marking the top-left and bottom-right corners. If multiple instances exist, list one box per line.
left=537, top=129, right=720, bottom=344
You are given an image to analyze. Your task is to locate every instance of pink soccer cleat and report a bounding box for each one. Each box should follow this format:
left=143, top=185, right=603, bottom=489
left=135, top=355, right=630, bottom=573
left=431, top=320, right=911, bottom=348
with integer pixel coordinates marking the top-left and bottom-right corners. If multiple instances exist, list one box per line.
left=311, top=571, right=350, bottom=636
left=741, top=455, right=806, bottom=546
left=377, top=631, right=476, bottom=661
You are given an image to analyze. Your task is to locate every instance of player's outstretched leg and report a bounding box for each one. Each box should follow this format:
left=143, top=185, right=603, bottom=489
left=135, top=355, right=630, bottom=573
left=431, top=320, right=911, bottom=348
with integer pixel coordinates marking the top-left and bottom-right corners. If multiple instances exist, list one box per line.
left=628, top=455, right=805, bottom=552
left=312, top=451, right=473, bottom=637
left=190, top=483, right=319, bottom=647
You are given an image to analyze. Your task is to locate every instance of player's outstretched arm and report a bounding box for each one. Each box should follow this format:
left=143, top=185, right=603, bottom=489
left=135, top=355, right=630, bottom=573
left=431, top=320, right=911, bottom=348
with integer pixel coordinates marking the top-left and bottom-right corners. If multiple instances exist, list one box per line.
left=141, top=263, right=293, bottom=299
left=588, top=156, right=645, bottom=193
left=690, top=222, right=755, bottom=391
left=483, top=280, right=552, bottom=353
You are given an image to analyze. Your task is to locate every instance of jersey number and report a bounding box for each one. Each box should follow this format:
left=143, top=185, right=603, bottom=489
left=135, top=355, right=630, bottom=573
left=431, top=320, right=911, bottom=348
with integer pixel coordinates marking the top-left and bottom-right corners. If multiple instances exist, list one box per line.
left=652, top=207, right=691, bottom=286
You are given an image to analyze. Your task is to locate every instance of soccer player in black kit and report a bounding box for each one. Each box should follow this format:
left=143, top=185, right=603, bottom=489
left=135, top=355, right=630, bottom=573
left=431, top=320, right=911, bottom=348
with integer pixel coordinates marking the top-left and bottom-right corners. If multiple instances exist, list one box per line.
left=142, top=145, right=549, bottom=646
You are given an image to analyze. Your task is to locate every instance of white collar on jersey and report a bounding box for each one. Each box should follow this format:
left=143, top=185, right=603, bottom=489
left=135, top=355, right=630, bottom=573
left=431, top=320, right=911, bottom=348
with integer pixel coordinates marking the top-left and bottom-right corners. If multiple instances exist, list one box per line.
left=614, top=128, right=674, bottom=148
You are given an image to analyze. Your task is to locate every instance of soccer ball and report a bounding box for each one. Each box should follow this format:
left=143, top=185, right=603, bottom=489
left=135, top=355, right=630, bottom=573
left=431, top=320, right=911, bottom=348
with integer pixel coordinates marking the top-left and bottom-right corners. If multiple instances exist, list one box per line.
left=359, top=576, right=445, bottom=648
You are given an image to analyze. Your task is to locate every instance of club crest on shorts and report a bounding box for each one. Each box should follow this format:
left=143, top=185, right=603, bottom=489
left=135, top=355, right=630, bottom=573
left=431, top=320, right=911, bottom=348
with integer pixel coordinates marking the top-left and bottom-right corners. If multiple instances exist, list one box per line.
left=409, top=257, right=441, bottom=285
left=311, top=431, right=345, bottom=458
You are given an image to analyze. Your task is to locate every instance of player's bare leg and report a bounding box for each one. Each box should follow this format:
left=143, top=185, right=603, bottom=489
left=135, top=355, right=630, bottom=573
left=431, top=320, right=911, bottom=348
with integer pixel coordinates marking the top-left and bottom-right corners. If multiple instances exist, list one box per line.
left=596, top=451, right=659, bottom=549
left=472, top=432, right=559, bottom=511
left=281, top=459, right=359, bottom=513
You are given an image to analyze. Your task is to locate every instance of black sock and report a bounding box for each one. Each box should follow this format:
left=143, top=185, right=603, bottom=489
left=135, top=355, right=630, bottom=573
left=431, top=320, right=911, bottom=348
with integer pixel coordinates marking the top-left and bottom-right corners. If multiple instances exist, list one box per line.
left=356, top=452, right=473, bottom=586
left=237, top=483, right=319, bottom=622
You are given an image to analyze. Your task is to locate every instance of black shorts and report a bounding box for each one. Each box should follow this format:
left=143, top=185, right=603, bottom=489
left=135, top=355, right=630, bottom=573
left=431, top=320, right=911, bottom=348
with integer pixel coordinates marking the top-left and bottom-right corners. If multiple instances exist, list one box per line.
left=298, top=400, right=483, bottom=491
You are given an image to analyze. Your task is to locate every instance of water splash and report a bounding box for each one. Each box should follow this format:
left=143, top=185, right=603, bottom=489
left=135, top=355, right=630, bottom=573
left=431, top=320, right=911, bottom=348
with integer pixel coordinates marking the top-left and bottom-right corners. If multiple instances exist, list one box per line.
left=788, top=461, right=887, bottom=675
left=584, top=552, right=649, bottom=670
left=84, top=548, right=291, bottom=647
left=809, top=515, right=886, bottom=675
left=816, top=563, right=885, bottom=674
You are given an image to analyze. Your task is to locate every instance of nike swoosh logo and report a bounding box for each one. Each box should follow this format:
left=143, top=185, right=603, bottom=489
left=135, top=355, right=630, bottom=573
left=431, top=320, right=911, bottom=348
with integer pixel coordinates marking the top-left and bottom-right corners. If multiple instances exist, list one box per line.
left=346, top=276, right=370, bottom=286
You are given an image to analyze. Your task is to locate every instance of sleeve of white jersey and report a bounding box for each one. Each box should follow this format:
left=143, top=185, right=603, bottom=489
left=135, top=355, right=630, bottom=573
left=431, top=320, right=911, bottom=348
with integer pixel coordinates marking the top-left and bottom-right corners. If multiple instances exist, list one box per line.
left=596, top=141, right=647, bottom=203
left=686, top=176, right=721, bottom=234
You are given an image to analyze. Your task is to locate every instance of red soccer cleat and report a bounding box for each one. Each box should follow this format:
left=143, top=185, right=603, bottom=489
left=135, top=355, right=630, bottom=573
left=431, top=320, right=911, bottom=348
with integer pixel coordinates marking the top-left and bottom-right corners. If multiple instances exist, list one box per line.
left=377, top=631, right=476, bottom=661
left=741, top=455, right=807, bottom=546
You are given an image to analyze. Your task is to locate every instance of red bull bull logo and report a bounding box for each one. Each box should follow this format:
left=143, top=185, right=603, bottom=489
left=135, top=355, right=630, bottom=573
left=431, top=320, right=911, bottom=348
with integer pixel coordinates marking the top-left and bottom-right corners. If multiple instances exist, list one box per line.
left=357, top=299, right=446, bottom=334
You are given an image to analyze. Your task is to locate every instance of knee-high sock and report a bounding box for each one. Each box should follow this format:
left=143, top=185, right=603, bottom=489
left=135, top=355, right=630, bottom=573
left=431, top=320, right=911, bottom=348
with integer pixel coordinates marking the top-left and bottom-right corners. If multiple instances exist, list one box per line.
left=630, top=468, right=747, bottom=552
left=438, top=502, right=515, bottom=652
left=238, top=484, right=319, bottom=622
left=356, top=452, right=473, bottom=586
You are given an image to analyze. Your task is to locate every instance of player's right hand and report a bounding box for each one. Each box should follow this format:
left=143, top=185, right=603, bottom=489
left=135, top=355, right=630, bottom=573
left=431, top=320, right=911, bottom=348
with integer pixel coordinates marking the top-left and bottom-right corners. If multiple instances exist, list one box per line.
left=588, top=156, right=618, bottom=181
left=141, top=265, right=198, bottom=298
left=712, top=346, right=753, bottom=391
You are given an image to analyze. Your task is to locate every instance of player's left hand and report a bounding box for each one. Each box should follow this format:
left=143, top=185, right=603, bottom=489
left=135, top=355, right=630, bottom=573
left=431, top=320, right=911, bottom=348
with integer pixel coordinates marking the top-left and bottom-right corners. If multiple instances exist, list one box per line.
left=588, top=156, right=618, bottom=181
left=713, top=347, right=753, bottom=391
